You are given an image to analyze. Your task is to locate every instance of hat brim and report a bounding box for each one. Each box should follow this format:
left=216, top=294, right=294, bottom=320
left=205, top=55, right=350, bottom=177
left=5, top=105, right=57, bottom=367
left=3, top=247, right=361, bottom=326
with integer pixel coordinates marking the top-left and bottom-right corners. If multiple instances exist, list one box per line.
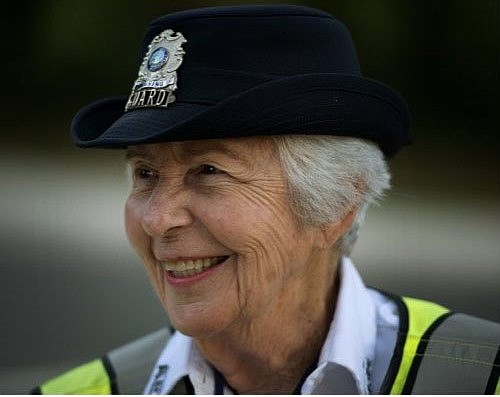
left=72, top=73, right=411, bottom=158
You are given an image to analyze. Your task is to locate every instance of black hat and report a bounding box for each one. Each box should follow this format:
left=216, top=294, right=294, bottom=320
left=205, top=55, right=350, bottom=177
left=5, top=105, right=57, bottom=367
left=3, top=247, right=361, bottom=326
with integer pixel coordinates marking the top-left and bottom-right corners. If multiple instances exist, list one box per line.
left=72, top=5, right=411, bottom=157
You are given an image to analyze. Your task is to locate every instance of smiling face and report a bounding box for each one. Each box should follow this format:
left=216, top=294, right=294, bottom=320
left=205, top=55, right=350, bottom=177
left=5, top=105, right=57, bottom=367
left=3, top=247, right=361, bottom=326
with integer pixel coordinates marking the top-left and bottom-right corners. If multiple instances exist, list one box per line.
left=125, top=137, right=338, bottom=337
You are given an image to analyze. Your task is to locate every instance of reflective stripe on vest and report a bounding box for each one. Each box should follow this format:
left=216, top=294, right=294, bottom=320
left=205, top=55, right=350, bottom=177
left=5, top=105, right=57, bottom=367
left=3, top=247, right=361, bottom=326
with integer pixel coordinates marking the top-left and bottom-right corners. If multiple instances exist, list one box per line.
left=36, top=328, right=171, bottom=395
left=38, top=359, right=112, bottom=394
left=388, top=296, right=450, bottom=394
left=384, top=296, right=500, bottom=395
left=402, top=312, right=500, bottom=394
left=107, top=328, right=172, bottom=394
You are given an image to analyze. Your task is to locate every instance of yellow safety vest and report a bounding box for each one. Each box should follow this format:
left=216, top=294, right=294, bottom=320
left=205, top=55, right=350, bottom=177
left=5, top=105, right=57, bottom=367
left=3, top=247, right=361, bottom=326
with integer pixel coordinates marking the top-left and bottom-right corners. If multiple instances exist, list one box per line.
left=32, top=295, right=500, bottom=394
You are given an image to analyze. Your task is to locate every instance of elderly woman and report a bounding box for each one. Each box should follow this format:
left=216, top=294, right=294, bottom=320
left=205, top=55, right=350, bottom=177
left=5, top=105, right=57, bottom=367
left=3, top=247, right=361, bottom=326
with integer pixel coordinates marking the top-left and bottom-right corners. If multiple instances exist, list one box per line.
left=34, top=5, right=499, bottom=395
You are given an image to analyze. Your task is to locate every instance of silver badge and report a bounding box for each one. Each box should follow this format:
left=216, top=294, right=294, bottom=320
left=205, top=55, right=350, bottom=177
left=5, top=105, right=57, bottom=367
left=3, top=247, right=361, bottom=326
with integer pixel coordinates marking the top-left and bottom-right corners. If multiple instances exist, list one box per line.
left=125, top=29, right=187, bottom=112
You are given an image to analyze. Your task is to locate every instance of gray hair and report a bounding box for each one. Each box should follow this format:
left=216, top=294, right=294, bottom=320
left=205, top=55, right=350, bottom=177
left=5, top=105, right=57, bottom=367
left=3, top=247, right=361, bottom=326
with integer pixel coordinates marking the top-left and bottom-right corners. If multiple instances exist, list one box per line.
left=273, top=135, right=391, bottom=255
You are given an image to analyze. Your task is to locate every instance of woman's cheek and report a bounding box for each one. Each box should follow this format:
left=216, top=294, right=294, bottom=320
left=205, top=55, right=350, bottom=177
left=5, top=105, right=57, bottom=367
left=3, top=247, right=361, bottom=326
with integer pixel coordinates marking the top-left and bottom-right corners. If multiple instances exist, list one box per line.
left=125, top=196, right=168, bottom=302
left=124, top=196, right=149, bottom=258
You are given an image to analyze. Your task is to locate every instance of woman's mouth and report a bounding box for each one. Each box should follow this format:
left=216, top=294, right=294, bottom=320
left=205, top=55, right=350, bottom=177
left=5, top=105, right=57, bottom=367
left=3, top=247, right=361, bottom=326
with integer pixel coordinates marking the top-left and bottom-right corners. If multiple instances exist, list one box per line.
left=161, top=256, right=228, bottom=278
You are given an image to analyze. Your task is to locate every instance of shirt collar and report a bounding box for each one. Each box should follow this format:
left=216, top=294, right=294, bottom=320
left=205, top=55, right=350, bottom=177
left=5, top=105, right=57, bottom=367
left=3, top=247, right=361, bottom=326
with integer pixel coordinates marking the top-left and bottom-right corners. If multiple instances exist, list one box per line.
left=143, top=331, right=192, bottom=394
left=302, top=256, right=377, bottom=394
left=145, top=257, right=377, bottom=394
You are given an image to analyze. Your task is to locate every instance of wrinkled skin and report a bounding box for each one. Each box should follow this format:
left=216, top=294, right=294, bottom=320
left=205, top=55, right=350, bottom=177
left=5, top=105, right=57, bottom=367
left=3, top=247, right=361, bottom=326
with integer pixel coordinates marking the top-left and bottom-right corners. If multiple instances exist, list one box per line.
left=124, top=136, right=354, bottom=393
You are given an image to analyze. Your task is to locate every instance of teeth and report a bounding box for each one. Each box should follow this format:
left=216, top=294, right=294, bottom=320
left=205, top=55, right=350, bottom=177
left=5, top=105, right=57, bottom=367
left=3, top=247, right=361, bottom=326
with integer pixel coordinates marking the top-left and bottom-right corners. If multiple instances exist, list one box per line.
left=161, top=257, right=226, bottom=277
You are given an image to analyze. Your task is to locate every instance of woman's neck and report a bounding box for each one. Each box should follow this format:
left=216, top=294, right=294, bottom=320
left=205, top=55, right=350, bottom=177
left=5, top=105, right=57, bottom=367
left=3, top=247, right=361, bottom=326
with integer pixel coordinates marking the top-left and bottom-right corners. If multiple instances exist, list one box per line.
left=195, top=252, right=340, bottom=394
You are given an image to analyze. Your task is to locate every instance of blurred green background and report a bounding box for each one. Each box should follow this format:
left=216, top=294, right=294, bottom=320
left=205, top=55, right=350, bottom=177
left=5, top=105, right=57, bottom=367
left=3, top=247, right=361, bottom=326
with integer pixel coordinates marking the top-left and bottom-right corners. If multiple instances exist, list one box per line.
left=1, top=0, right=498, bottom=394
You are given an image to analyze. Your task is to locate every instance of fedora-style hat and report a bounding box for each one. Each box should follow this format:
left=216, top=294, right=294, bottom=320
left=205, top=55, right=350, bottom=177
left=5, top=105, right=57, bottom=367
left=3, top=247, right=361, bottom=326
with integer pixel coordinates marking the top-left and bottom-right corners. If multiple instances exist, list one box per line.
left=72, top=4, right=411, bottom=157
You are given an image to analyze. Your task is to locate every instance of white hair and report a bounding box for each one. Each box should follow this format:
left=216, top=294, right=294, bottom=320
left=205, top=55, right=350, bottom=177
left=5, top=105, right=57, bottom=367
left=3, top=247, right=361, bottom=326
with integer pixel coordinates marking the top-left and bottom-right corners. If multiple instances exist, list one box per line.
left=273, top=135, right=391, bottom=255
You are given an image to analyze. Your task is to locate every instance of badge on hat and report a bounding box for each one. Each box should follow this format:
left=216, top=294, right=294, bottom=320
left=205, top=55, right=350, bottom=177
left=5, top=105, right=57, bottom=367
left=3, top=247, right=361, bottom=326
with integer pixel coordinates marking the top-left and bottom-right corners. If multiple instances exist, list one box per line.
left=125, top=29, right=187, bottom=112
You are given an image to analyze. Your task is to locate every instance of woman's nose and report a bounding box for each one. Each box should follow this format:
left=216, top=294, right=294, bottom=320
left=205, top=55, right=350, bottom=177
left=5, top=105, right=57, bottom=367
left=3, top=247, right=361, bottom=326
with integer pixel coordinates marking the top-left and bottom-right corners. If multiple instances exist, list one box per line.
left=140, top=185, right=193, bottom=237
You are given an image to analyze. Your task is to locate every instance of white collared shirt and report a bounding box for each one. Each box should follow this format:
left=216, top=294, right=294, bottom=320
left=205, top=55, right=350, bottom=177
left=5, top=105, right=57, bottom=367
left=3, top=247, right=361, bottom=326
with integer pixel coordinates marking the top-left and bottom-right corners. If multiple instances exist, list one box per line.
left=144, top=257, right=400, bottom=394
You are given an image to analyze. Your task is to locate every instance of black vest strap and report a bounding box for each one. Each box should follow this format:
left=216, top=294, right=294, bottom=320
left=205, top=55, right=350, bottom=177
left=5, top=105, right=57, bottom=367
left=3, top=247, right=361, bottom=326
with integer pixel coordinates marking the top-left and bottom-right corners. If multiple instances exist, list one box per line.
left=169, top=376, right=194, bottom=394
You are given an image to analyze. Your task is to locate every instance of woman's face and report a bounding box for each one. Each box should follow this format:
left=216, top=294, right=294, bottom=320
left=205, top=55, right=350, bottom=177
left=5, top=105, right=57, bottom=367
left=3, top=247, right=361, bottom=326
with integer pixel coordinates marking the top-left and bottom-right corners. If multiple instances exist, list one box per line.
left=125, top=137, right=329, bottom=336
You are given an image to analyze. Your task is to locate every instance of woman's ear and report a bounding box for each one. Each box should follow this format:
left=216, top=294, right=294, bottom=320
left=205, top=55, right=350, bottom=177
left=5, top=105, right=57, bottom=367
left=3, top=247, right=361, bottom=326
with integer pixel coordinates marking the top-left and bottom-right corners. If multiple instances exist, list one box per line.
left=315, top=208, right=357, bottom=249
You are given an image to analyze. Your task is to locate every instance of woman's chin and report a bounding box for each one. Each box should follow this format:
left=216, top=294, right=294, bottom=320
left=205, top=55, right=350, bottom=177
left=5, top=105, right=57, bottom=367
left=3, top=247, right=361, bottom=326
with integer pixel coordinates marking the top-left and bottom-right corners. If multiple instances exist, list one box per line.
left=171, top=320, right=227, bottom=338
left=165, top=305, right=233, bottom=338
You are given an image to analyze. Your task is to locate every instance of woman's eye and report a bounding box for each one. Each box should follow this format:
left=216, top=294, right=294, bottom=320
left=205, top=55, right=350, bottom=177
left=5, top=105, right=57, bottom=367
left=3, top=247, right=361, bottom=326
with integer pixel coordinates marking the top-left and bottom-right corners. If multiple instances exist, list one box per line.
left=199, top=164, right=222, bottom=175
left=134, top=167, right=157, bottom=181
